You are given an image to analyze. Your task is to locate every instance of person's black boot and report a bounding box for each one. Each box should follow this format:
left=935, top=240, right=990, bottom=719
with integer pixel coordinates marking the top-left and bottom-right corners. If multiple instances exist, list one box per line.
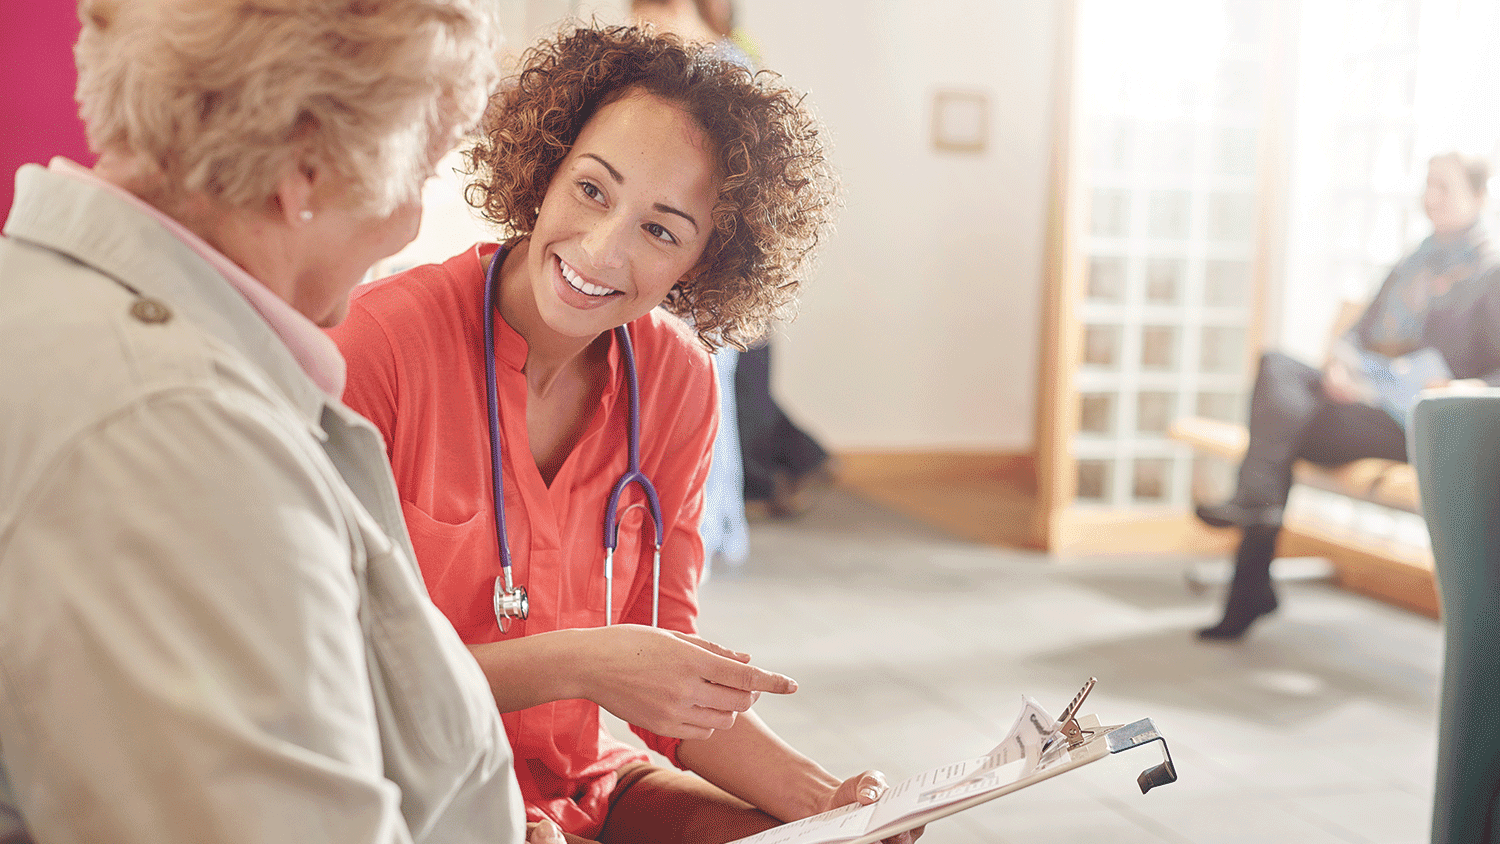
left=1197, top=524, right=1280, bottom=641
left=1197, top=588, right=1278, bottom=640
left=1195, top=499, right=1283, bottom=529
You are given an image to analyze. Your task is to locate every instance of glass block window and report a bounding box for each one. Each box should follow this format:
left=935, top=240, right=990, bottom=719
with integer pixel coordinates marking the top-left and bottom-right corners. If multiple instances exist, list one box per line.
left=1199, top=325, right=1247, bottom=374
left=1079, top=393, right=1116, bottom=435
left=1140, top=326, right=1179, bottom=370
left=1147, top=191, right=1192, bottom=239
left=1090, top=188, right=1132, bottom=237
left=1133, top=458, right=1173, bottom=502
left=1137, top=391, right=1177, bottom=435
left=1204, top=259, right=1252, bottom=307
left=1082, top=324, right=1122, bottom=368
left=1207, top=192, right=1256, bottom=241
left=1087, top=256, right=1128, bottom=303
left=1196, top=391, right=1245, bottom=423
left=1073, top=0, right=1267, bottom=507
left=1145, top=258, right=1185, bottom=304
left=1076, top=459, right=1112, bottom=502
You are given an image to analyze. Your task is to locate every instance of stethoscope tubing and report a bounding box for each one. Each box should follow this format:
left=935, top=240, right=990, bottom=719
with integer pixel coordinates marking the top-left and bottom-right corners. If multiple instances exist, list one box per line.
left=484, top=244, right=664, bottom=631
left=485, top=247, right=526, bottom=631
left=603, top=323, right=666, bottom=627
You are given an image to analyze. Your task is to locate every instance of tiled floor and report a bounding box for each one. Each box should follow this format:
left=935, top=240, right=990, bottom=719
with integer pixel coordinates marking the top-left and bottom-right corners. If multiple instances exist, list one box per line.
left=666, top=489, right=1442, bottom=844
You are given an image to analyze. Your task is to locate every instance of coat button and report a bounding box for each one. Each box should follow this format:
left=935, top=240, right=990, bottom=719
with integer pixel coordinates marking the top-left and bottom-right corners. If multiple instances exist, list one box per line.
left=130, top=298, right=172, bottom=324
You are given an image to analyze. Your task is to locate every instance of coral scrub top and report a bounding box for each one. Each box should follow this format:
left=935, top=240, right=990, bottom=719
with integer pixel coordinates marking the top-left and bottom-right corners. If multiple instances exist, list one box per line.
left=328, top=243, right=717, bottom=837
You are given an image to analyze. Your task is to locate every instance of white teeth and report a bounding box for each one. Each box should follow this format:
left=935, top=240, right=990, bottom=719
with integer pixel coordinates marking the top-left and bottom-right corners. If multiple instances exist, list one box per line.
left=559, top=259, right=614, bottom=297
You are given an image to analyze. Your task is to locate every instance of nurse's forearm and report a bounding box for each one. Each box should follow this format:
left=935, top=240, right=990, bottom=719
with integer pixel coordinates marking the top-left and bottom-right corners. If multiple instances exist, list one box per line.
left=467, top=629, right=595, bottom=712
left=677, top=710, right=841, bottom=823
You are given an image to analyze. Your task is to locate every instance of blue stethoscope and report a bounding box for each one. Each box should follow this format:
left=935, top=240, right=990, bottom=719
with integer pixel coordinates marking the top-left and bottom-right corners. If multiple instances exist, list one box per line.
left=484, top=245, right=665, bottom=633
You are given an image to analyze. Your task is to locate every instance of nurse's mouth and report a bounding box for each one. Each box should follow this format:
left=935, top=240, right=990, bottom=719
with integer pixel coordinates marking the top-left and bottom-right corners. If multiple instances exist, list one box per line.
left=558, top=257, right=618, bottom=298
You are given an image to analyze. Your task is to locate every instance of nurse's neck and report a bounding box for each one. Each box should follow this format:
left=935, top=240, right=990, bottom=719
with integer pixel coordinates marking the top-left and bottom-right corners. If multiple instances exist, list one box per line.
left=493, top=240, right=608, bottom=398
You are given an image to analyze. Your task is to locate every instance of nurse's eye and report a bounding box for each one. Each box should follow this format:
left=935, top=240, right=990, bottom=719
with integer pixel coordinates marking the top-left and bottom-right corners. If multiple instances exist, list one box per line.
left=645, top=222, right=678, bottom=245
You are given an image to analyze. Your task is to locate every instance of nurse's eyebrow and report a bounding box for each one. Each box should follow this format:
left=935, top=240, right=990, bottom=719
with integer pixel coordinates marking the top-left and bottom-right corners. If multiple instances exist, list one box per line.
left=581, top=153, right=701, bottom=234
left=583, top=153, right=623, bottom=183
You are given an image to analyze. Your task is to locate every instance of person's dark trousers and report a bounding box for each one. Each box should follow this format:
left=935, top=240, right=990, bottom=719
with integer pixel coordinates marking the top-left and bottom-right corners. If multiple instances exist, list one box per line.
left=734, top=342, right=829, bottom=501
left=1203, top=351, right=1408, bottom=639
left=1233, top=352, right=1408, bottom=508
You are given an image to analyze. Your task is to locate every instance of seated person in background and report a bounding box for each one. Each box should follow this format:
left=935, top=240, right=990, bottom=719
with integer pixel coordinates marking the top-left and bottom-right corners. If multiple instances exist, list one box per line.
left=328, top=25, right=921, bottom=844
left=1194, top=152, right=1500, bottom=641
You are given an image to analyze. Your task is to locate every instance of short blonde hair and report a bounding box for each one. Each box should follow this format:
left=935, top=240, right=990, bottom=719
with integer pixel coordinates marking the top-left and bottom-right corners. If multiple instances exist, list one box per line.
left=75, top=0, right=500, bottom=216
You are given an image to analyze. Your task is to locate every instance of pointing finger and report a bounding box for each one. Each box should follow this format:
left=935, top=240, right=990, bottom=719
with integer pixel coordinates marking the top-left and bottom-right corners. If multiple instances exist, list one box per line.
left=705, top=657, right=797, bottom=695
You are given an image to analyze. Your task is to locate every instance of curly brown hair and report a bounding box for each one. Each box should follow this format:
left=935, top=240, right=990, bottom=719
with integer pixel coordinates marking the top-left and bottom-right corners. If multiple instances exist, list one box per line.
left=464, top=24, right=836, bottom=349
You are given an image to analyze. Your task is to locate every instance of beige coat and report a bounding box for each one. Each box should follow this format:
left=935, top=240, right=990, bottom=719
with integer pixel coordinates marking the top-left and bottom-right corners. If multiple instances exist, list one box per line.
left=0, top=163, right=523, bottom=844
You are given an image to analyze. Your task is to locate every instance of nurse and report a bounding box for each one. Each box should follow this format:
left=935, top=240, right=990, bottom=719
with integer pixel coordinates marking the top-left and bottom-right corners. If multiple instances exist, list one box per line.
left=329, top=24, right=920, bottom=844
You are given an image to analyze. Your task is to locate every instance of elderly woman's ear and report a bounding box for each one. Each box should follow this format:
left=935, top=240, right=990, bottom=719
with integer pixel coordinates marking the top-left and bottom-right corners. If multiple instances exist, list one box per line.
left=271, top=157, right=319, bottom=226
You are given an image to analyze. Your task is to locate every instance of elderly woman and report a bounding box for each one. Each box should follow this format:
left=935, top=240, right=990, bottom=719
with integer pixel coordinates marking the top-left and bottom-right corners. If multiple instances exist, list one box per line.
left=0, top=1, right=542, bottom=842
left=329, top=25, right=920, bottom=844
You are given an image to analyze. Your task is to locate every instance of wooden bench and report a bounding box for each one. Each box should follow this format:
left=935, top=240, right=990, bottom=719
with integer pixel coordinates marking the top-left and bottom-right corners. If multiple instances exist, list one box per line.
left=1169, top=416, right=1437, bottom=618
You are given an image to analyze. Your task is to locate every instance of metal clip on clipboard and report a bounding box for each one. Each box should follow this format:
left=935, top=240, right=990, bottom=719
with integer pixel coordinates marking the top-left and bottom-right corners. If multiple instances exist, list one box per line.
left=1049, top=677, right=1178, bottom=794
left=723, top=678, right=1179, bottom=844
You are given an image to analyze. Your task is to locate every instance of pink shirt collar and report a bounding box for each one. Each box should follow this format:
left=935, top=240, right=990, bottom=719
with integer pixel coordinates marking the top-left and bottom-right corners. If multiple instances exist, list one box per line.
left=50, top=158, right=346, bottom=397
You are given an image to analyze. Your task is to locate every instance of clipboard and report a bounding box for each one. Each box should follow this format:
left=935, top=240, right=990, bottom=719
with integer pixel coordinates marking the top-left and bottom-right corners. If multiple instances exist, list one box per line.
left=727, top=679, right=1176, bottom=844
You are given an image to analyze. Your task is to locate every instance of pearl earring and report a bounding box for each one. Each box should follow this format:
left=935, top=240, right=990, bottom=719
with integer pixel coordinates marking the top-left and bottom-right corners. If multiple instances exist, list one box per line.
left=298, top=209, right=313, bottom=222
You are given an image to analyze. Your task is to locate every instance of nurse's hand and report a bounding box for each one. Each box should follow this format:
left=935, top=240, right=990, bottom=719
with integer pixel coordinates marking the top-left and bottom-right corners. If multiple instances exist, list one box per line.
left=580, top=624, right=797, bottom=739
left=821, top=771, right=925, bottom=844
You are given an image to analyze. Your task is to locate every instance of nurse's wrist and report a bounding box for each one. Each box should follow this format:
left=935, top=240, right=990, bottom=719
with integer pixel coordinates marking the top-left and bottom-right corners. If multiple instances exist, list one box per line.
left=548, top=626, right=604, bottom=702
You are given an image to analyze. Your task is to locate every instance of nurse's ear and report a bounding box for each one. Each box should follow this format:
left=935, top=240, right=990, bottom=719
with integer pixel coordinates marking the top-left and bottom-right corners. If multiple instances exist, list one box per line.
left=676, top=251, right=719, bottom=289
left=670, top=267, right=702, bottom=297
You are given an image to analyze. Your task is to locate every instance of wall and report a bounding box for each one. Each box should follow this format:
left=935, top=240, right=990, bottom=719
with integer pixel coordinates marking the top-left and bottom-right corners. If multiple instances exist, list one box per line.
left=731, top=0, right=1062, bottom=452
left=0, top=2, right=93, bottom=221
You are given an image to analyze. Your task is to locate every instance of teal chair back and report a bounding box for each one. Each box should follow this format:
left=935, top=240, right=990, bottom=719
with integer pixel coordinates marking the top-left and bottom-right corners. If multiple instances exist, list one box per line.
left=1411, top=394, right=1500, bottom=844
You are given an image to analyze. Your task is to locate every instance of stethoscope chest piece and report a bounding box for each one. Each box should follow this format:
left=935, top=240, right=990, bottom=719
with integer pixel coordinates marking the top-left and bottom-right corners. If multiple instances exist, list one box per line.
left=493, top=573, right=528, bottom=634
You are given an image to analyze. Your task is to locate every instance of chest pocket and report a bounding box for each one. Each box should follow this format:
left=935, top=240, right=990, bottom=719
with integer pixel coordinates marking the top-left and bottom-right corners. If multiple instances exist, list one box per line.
left=584, top=500, right=653, bottom=623
left=398, top=500, right=496, bottom=637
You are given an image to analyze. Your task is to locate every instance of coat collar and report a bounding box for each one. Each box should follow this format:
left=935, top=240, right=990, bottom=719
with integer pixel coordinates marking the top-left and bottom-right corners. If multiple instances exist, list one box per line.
left=4, top=161, right=334, bottom=433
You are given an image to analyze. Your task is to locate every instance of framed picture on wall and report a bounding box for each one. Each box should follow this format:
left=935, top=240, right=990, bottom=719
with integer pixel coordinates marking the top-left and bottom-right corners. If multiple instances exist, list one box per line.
left=931, top=90, right=988, bottom=154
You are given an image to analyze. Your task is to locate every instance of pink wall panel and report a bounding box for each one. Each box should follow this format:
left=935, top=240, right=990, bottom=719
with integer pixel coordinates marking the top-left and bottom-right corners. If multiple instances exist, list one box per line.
left=2, top=3, right=93, bottom=222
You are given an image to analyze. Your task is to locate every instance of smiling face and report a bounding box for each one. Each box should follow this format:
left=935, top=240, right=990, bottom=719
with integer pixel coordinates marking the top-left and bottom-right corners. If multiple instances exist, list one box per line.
left=518, top=90, right=721, bottom=343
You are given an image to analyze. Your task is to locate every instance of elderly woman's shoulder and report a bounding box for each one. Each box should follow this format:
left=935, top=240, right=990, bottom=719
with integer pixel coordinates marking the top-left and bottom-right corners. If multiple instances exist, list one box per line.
left=1, top=241, right=287, bottom=469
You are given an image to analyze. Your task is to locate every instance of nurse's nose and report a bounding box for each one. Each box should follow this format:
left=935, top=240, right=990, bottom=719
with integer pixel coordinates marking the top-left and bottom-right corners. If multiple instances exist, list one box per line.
left=581, top=215, right=628, bottom=270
